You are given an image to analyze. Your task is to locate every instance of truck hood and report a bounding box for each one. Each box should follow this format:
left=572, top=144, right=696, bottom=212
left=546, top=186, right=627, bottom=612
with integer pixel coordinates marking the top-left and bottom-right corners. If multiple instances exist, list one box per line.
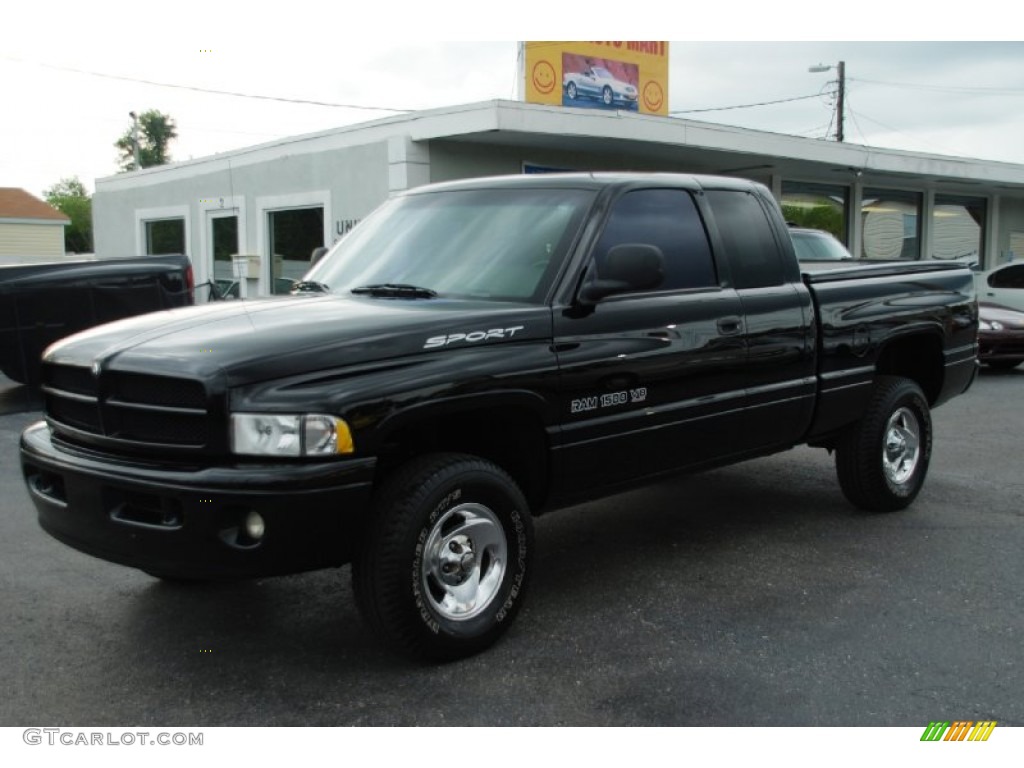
left=43, top=294, right=551, bottom=386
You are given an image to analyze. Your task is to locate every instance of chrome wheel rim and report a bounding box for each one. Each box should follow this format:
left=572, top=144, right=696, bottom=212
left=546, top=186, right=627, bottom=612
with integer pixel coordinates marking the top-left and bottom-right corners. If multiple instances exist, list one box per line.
left=883, top=406, right=921, bottom=485
left=422, top=503, right=507, bottom=621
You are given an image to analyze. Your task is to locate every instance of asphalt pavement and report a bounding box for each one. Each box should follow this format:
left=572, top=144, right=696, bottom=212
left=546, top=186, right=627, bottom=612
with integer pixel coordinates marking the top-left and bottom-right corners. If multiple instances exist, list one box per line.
left=1, top=369, right=1022, bottom=726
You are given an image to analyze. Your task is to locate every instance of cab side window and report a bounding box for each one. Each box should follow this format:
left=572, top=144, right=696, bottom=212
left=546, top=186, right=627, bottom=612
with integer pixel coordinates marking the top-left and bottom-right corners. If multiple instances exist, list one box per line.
left=593, top=189, right=716, bottom=292
left=706, top=190, right=786, bottom=289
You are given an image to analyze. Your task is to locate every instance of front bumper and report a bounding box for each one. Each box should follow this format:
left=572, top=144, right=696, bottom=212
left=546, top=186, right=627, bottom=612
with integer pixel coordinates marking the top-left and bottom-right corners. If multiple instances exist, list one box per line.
left=20, top=421, right=376, bottom=579
left=978, top=330, right=1024, bottom=363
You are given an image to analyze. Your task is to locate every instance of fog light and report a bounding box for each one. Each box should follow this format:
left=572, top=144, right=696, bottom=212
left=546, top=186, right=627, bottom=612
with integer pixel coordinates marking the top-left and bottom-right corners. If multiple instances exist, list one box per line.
left=244, top=510, right=265, bottom=541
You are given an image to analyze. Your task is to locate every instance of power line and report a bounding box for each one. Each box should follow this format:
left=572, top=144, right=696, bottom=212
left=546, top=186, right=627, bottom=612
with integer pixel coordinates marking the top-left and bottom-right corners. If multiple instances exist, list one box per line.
left=670, top=91, right=834, bottom=115
left=790, top=122, right=834, bottom=139
left=849, top=76, right=1024, bottom=95
left=1, top=55, right=414, bottom=113
left=845, top=103, right=959, bottom=157
left=845, top=105, right=868, bottom=145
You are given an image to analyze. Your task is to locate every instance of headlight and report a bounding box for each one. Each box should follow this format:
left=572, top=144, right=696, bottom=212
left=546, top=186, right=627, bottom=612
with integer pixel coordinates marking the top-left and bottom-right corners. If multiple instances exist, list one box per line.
left=979, top=319, right=1003, bottom=331
left=230, top=413, right=354, bottom=457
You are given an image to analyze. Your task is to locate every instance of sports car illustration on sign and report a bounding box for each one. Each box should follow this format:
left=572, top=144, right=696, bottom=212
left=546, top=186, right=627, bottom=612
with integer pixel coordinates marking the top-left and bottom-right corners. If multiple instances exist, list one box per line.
left=563, top=65, right=638, bottom=108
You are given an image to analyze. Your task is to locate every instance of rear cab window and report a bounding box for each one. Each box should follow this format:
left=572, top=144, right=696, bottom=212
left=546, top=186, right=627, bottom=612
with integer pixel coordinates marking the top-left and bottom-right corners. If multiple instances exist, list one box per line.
left=705, top=190, right=789, bottom=289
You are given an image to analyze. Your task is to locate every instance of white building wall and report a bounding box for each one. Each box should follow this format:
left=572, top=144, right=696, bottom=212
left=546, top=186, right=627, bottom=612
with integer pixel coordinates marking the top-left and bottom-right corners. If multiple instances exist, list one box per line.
left=94, top=141, right=390, bottom=292
left=997, top=197, right=1024, bottom=263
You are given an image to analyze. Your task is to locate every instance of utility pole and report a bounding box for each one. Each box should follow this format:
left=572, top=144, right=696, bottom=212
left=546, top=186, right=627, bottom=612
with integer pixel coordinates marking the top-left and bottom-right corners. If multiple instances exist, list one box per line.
left=836, top=61, right=846, bottom=143
left=808, top=60, right=846, bottom=142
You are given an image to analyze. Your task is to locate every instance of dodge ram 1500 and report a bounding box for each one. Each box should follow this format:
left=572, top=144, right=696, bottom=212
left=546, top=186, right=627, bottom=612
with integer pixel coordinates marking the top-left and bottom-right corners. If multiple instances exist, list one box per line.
left=21, top=174, right=977, bottom=660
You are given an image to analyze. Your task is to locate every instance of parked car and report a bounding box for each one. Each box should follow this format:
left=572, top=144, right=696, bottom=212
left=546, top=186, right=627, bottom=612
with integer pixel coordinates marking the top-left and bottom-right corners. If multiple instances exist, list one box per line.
left=975, top=260, right=1024, bottom=313
left=0, top=254, right=193, bottom=385
left=789, top=227, right=854, bottom=261
left=978, top=302, right=1024, bottom=369
left=563, top=66, right=637, bottom=107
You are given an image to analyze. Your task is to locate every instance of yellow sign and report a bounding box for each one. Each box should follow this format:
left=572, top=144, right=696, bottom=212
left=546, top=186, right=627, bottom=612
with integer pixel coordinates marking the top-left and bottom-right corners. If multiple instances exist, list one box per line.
left=523, top=41, right=669, bottom=116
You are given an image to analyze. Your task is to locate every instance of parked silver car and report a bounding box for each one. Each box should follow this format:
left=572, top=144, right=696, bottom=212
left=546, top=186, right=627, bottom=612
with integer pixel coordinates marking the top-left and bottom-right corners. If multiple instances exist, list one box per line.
left=790, top=227, right=854, bottom=261
left=975, top=260, right=1024, bottom=313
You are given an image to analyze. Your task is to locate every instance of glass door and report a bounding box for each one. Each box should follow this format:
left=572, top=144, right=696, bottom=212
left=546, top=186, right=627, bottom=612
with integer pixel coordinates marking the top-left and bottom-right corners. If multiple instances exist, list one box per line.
left=209, top=212, right=239, bottom=299
left=268, top=207, right=324, bottom=294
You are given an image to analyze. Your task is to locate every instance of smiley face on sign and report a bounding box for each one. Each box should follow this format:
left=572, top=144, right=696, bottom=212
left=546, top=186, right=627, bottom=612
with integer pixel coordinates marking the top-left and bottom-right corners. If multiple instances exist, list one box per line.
left=641, top=80, right=664, bottom=113
left=532, top=60, right=556, bottom=95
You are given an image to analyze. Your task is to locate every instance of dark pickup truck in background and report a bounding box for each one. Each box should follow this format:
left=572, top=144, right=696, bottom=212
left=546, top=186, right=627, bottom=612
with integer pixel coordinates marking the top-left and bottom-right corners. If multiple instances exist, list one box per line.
left=20, top=174, right=977, bottom=660
left=0, top=254, right=193, bottom=385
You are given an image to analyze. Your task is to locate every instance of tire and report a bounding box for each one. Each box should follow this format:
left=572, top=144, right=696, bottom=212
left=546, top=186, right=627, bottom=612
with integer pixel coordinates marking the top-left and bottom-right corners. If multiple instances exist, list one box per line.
left=566, top=81, right=577, bottom=100
left=602, top=86, right=613, bottom=106
left=835, top=376, right=932, bottom=512
left=985, top=359, right=1022, bottom=370
left=353, top=453, right=533, bottom=661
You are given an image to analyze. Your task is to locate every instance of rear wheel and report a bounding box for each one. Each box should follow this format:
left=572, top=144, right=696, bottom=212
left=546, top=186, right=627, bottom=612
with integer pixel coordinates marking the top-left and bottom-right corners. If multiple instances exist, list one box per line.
left=566, top=81, right=578, bottom=100
left=835, top=376, right=932, bottom=512
left=602, top=86, right=613, bottom=105
left=353, top=453, right=532, bottom=661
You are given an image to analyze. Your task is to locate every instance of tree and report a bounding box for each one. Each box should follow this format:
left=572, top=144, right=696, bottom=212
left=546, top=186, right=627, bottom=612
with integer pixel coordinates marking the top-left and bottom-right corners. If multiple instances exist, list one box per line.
left=43, top=176, right=93, bottom=254
left=115, top=110, right=178, bottom=172
left=781, top=203, right=844, bottom=239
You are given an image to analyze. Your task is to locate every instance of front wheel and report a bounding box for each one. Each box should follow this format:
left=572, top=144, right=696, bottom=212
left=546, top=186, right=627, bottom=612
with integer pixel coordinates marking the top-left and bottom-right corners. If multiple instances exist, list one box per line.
left=835, top=376, right=932, bottom=512
left=986, top=359, right=1022, bottom=370
left=353, top=453, right=533, bottom=661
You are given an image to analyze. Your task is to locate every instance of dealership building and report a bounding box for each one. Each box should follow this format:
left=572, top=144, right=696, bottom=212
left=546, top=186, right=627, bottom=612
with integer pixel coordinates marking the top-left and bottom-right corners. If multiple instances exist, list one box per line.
left=92, top=99, right=1024, bottom=298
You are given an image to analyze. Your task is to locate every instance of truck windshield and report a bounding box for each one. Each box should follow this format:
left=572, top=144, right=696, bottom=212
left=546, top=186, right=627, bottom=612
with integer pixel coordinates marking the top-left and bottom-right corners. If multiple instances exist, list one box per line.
left=305, top=187, right=594, bottom=303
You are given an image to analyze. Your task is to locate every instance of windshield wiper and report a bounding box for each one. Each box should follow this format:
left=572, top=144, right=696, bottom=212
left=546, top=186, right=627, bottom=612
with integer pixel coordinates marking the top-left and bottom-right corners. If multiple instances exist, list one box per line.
left=291, top=280, right=331, bottom=294
left=350, top=283, right=437, bottom=299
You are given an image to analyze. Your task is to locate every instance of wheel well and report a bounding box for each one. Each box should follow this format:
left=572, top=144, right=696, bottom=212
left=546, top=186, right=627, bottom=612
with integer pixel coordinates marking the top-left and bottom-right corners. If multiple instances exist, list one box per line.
left=375, top=407, right=549, bottom=512
left=875, top=334, right=943, bottom=405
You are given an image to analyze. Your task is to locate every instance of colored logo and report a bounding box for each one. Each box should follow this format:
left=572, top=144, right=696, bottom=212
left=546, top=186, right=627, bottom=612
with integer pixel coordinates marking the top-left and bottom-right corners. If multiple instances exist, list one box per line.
left=920, top=721, right=997, bottom=742
left=532, top=60, right=556, bottom=95
left=641, top=80, right=664, bottom=112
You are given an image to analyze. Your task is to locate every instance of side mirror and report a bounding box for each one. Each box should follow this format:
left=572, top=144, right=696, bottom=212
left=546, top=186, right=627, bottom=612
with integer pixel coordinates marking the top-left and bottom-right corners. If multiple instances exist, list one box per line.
left=578, top=243, right=664, bottom=304
left=310, top=246, right=329, bottom=265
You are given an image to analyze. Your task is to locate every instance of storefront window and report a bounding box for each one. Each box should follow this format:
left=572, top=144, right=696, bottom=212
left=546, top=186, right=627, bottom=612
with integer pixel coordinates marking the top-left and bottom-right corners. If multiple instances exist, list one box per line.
left=861, top=188, right=921, bottom=260
left=932, top=194, right=985, bottom=263
left=781, top=181, right=849, bottom=244
left=145, top=218, right=185, bottom=255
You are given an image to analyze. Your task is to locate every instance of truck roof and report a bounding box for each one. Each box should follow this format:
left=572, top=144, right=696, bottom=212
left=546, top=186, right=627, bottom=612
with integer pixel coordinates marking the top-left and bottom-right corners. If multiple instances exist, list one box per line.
left=404, top=172, right=766, bottom=195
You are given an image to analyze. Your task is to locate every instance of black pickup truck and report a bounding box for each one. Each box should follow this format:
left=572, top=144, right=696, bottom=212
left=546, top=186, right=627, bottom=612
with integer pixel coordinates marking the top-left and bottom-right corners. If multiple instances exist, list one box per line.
left=20, top=174, right=977, bottom=660
left=1, top=253, right=193, bottom=385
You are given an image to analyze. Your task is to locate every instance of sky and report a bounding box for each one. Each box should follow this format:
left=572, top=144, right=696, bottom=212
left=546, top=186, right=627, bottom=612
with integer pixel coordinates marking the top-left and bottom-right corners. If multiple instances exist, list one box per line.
left=2, top=4, right=1023, bottom=198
